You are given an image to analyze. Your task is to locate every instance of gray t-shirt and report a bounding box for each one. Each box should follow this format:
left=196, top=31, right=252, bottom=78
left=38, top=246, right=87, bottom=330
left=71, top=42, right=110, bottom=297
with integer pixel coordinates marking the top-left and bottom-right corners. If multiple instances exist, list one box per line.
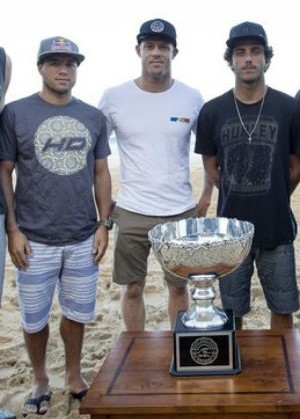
left=0, top=93, right=111, bottom=245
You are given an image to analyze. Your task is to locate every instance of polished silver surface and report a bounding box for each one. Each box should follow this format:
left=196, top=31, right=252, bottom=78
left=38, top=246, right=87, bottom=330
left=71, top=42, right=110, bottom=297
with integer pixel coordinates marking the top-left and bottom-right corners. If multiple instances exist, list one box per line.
left=148, top=217, right=254, bottom=329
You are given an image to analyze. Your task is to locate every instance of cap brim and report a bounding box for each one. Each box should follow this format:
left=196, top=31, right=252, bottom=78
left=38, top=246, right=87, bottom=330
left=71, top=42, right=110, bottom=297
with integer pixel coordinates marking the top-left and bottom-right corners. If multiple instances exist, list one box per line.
left=38, top=51, right=85, bottom=65
left=226, top=35, right=267, bottom=48
left=137, top=34, right=176, bottom=47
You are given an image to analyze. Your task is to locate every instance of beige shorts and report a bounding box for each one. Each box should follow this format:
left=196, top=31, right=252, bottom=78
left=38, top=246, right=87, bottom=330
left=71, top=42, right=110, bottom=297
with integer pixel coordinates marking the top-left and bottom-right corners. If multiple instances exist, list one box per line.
left=111, top=206, right=196, bottom=288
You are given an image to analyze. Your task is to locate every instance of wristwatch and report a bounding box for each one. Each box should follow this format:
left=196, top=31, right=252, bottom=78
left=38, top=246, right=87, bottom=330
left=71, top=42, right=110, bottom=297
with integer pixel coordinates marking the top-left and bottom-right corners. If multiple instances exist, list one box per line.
left=97, top=218, right=114, bottom=230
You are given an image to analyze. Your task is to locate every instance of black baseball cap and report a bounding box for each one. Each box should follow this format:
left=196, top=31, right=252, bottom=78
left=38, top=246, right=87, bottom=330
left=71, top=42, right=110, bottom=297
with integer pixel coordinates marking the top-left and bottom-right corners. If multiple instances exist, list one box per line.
left=226, top=21, right=268, bottom=48
left=137, top=19, right=177, bottom=47
left=37, top=36, right=85, bottom=65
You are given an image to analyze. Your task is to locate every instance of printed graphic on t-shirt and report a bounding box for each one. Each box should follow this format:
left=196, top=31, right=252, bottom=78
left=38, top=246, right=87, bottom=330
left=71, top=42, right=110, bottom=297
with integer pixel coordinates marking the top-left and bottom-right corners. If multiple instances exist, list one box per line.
left=34, top=115, right=92, bottom=175
left=221, top=117, right=278, bottom=195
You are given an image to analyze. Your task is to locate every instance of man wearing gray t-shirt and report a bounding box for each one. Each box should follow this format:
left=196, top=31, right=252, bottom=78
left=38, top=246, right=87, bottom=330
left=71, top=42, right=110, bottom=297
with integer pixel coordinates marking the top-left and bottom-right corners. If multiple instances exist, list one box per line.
left=0, top=37, right=112, bottom=416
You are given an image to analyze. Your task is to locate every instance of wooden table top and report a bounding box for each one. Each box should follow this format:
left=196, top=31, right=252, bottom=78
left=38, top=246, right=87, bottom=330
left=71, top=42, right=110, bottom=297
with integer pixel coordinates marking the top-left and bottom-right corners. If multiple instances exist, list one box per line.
left=80, top=329, right=300, bottom=417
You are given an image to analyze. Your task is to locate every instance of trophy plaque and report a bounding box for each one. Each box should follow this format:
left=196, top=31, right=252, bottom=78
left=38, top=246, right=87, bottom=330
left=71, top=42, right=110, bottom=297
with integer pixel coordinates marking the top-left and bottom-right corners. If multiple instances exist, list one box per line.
left=148, top=217, right=254, bottom=376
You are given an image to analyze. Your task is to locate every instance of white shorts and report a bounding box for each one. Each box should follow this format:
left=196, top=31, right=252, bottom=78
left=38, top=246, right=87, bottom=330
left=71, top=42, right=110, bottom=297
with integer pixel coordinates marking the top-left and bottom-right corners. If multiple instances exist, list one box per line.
left=16, top=236, right=99, bottom=333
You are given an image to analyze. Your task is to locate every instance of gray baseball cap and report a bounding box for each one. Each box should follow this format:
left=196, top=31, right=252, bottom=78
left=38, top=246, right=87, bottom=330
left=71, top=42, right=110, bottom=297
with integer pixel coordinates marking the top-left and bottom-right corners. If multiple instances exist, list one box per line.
left=137, top=19, right=177, bottom=47
left=226, top=22, right=268, bottom=48
left=37, top=36, right=85, bottom=65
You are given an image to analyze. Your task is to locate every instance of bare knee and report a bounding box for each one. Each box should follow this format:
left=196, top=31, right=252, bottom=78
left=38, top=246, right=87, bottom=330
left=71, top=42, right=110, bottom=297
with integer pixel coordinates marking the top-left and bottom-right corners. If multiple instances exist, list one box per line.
left=123, top=280, right=146, bottom=299
left=166, top=281, right=188, bottom=297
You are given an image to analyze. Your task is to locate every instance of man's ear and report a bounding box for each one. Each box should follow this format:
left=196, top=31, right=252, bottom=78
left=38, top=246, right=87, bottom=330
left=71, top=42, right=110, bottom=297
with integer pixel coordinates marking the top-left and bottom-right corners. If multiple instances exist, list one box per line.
left=135, top=44, right=141, bottom=57
left=229, top=62, right=234, bottom=72
left=172, top=47, right=179, bottom=59
left=264, top=62, right=270, bottom=72
left=37, top=63, right=43, bottom=75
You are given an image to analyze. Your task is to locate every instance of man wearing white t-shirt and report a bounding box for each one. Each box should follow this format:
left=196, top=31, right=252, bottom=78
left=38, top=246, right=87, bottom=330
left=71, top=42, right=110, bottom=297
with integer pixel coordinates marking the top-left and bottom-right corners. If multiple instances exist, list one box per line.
left=99, top=18, right=213, bottom=331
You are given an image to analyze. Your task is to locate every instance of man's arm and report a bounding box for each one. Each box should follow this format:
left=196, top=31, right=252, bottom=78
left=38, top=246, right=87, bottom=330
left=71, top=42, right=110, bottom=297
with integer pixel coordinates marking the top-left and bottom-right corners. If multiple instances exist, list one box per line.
left=289, top=154, right=300, bottom=194
left=195, top=169, right=214, bottom=217
left=0, top=160, right=31, bottom=269
left=202, top=155, right=220, bottom=188
left=92, top=158, right=112, bottom=263
left=195, top=155, right=219, bottom=217
left=0, top=53, right=12, bottom=113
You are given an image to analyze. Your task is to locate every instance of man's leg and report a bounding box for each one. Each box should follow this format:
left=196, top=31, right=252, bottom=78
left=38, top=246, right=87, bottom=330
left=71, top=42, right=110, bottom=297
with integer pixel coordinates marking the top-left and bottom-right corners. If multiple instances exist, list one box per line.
left=121, top=279, right=146, bottom=331
left=219, top=252, right=254, bottom=330
left=112, top=208, right=150, bottom=331
left=271, top=312, right=293, bottom=329
left=257, top=244, right=299, bottom=330
left=0, top=213, right=6, bottom=307
left=60, top=317, right=88, bottom=394
left=17, top=241, right=59, bottom=416
left=0, top=217, right=15, bottom=417
left=235, top=317, right=243, bottom=330
left=22, top=325, right=51, bottom=415
left=58, top=236, right=98, bottom=396
left=166, top=281, right=189, bottom=328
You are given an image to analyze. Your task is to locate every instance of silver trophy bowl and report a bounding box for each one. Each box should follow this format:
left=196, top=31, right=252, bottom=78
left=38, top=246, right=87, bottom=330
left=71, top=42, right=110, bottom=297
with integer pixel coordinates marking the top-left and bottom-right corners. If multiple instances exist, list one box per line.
left=148, top=217, right=254, bottom=329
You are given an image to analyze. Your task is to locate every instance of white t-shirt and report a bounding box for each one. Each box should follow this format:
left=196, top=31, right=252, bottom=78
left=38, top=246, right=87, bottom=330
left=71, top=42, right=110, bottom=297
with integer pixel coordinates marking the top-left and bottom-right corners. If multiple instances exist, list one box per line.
left=99, top=80, right=204, bottom=215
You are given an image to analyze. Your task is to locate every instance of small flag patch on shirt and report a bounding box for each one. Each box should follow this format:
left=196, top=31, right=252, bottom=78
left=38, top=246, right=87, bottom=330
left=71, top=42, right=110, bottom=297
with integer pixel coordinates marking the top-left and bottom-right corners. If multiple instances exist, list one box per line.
left=170, top=117, right=190, bottom=123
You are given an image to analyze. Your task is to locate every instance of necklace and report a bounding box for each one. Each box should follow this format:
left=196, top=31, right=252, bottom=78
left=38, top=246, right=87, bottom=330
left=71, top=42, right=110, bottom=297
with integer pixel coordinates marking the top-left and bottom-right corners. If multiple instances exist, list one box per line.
left=233, top=89, right=267, bottom=143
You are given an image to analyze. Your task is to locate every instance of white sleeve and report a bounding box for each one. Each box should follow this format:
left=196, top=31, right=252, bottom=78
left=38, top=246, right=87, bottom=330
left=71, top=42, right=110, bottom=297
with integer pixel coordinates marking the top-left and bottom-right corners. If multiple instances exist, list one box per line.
left=98, top=90, right=114, bottom=138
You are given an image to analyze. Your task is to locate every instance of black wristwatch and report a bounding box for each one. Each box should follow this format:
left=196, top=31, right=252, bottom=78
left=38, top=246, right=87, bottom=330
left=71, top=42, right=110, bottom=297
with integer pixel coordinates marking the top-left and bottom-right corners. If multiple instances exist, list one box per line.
left=97, top=219, right=114, bottom=230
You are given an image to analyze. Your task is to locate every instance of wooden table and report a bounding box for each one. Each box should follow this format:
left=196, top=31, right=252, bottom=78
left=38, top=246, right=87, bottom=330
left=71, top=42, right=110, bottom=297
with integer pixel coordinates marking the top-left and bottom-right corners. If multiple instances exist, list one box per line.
left=80, top=330, right=300, bottom=418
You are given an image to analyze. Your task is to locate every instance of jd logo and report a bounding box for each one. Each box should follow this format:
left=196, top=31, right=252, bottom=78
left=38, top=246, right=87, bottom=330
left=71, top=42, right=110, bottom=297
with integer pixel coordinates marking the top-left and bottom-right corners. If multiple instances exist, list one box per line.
left=42, top=137, right=86, bottom=152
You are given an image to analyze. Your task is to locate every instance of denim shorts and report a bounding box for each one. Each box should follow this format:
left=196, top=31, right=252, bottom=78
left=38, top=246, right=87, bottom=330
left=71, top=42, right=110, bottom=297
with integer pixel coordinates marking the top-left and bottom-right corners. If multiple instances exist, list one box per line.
left=219, top=243, right=300, bottom=318
left=16, top=236, right=99, bottom=333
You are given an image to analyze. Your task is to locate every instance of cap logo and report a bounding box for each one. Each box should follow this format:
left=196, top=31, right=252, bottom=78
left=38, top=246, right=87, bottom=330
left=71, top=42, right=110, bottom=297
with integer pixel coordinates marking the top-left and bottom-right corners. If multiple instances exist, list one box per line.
left=50, top=37, right=73, bottom=53
left=150, top=20, right=165, bottom=33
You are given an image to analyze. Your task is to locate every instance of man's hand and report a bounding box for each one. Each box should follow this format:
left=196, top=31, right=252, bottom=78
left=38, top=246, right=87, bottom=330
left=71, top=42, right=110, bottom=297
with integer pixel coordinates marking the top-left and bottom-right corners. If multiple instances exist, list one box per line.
left=8, top=229, right=32, bottom=270
left=92, top=226, right=109, bottom=264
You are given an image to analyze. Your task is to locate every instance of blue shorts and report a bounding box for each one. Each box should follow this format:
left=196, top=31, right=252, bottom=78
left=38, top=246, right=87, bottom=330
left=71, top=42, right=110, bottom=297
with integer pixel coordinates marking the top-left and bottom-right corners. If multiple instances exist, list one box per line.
left=16, top=236, right=99, bottom=333
left=219, top=243, right=300, bottom=318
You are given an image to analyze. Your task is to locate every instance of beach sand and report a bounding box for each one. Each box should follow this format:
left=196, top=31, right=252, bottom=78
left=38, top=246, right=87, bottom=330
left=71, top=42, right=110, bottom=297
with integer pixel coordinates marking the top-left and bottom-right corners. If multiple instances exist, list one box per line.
left=0, top=159, right=300, bottom=418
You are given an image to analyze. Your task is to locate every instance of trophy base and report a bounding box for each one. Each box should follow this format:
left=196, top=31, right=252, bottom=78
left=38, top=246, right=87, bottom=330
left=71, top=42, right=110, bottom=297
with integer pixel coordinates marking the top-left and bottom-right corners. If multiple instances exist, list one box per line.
left=170, top=310, right=241, bottom=376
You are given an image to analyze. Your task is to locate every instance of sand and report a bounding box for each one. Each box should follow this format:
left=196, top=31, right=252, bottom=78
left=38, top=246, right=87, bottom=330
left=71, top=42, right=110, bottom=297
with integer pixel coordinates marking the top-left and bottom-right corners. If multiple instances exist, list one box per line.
left=0, top=158, right=299, bottom=418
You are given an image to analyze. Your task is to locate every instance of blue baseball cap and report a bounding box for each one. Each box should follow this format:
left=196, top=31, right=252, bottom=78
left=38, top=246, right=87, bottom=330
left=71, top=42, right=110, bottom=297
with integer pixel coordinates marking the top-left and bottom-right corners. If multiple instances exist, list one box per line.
left=137, top=19, right=177, bottom=47
left=37, top=36, right=85, bottom=65
left=226, top=22, right=268, bottom=48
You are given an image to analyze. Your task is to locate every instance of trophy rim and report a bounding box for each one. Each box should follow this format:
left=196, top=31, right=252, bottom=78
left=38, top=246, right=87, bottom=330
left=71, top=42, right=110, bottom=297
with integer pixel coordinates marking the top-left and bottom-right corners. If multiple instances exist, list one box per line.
left=148, top=216, right=254, bottom=280
left=149, top=216, right=254, bottom=245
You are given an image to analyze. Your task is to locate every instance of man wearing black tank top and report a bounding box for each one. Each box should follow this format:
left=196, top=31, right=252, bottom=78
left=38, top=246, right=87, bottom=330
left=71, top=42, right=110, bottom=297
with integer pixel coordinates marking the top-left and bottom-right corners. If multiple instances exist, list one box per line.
left=195, top=21, right=300, bottom=330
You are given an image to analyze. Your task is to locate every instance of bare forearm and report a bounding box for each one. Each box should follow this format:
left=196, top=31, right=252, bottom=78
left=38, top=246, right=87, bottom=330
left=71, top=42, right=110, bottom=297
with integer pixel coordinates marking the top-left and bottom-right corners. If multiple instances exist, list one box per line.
left=94, top=164, right=112, bottom=220
left=201, top=171, right=214, bottom=198
left=289, top=154, right=300, bottom=195
left=206, top=167, right=220, bottom=189
left=203, top=155, right=220, bottom=189
left=0, top=162, right=31, bottom=269
left=0, top=166, right=18, bottom=233
left=196, top=171, right=214, bottom=217
left=93, top=159, right=112, bottom=263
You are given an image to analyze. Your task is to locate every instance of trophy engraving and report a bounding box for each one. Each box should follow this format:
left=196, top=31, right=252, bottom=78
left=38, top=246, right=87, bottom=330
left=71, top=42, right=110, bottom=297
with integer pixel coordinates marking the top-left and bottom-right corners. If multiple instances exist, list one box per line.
left=148, top=217, right=254, bottom=376
left=190, top=337, right=219, bottom=365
